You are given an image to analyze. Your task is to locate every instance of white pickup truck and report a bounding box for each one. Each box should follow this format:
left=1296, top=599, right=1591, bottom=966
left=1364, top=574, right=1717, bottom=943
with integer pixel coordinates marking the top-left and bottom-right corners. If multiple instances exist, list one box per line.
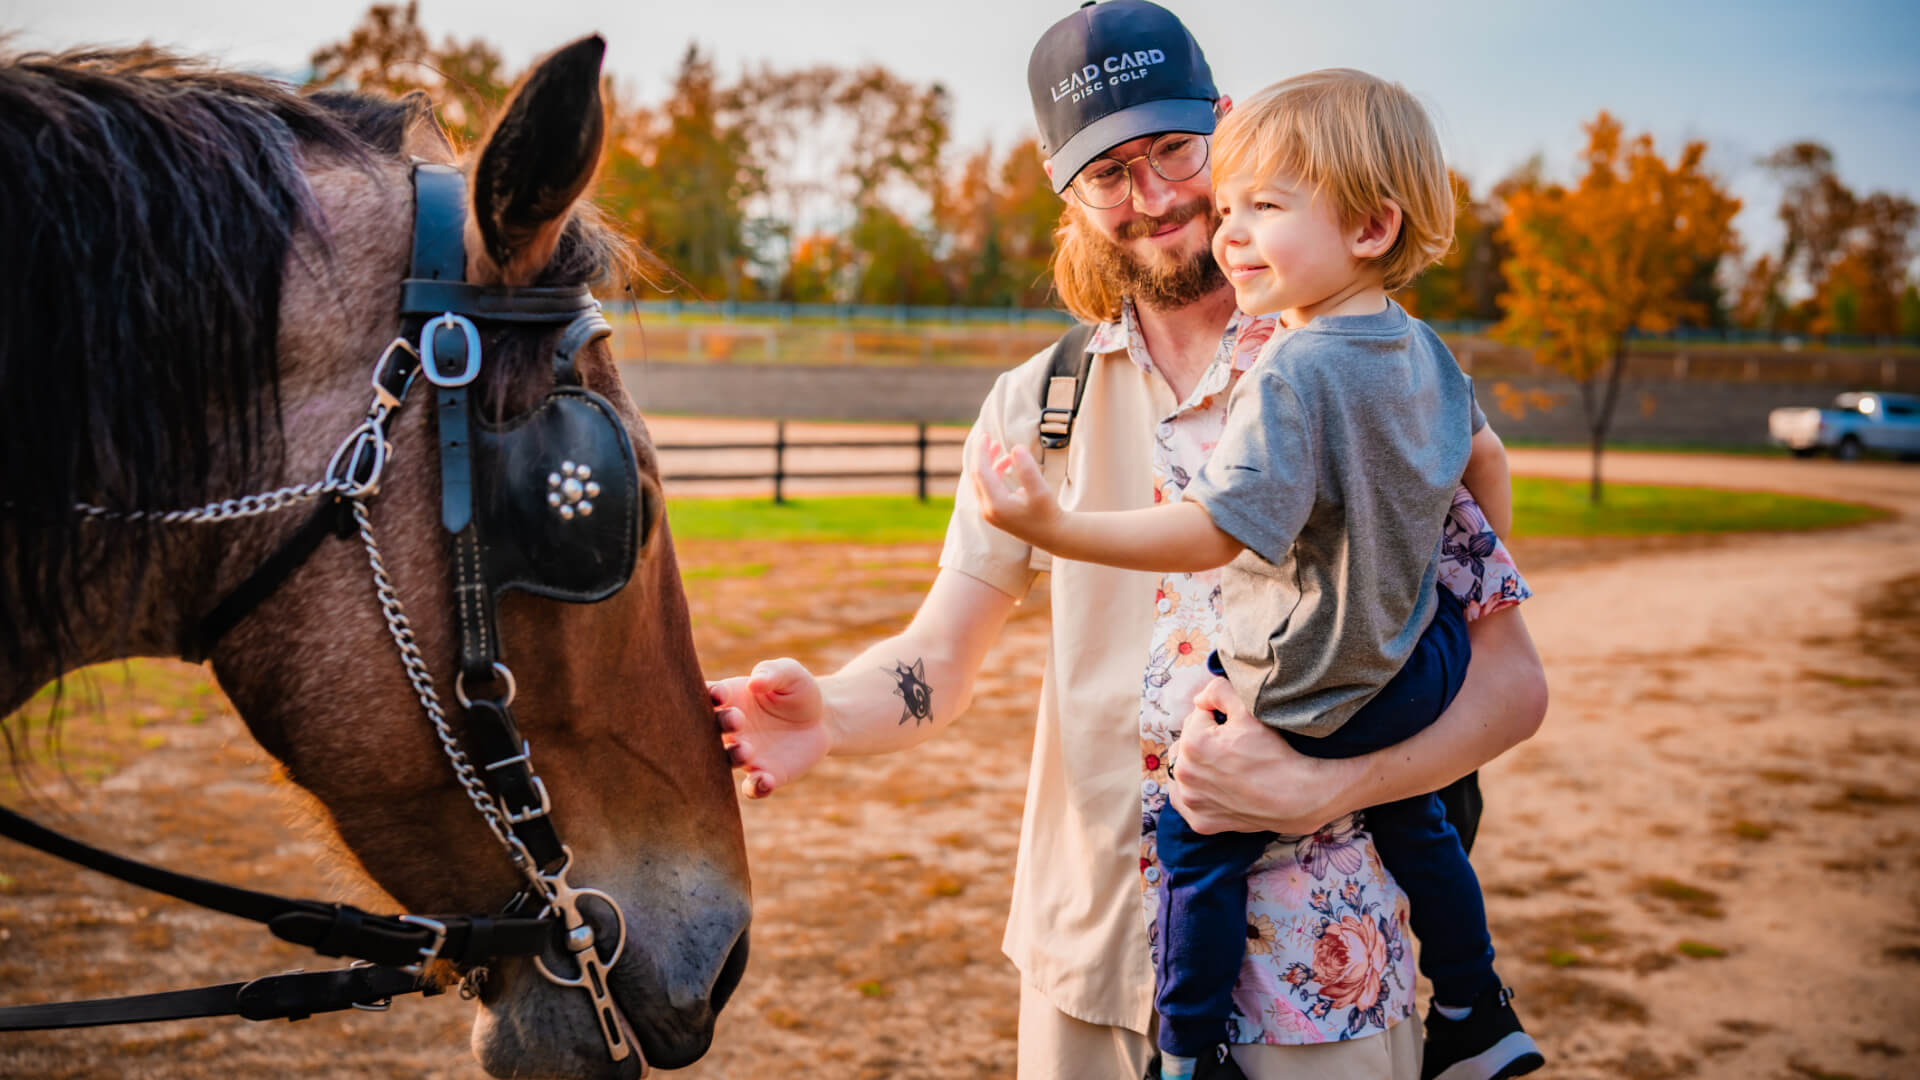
left=1769, top=392, right=1920, bottom=459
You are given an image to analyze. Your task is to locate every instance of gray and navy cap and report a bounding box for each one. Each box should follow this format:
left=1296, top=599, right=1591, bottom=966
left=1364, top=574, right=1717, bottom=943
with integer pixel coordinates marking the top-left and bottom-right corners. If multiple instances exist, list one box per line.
left=1028, top=0, right=1218, bottom=193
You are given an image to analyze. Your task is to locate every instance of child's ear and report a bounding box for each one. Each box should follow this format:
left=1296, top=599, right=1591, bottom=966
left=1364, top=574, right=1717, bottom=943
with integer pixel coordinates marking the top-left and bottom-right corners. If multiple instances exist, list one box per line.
left=1350, top=199, right=1403, bottom=261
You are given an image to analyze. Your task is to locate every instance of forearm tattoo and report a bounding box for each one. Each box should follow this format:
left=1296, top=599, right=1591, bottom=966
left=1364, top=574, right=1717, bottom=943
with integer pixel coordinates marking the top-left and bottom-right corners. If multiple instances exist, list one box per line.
left=888, top=658, right=933, bottom=725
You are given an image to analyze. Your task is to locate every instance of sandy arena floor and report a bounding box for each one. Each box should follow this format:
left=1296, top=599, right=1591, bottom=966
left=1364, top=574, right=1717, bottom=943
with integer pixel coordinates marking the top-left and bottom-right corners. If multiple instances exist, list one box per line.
left=2, top=446, right=1916, bottom=1079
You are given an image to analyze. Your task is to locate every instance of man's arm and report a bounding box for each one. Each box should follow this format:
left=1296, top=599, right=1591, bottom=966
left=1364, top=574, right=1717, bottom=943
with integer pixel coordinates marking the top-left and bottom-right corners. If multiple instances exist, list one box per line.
left=714, top=567, right=1019, bottom=797
left=1170, top=605, right=1547, bottom=834
left=1461, top=424, right=1513, bottom=538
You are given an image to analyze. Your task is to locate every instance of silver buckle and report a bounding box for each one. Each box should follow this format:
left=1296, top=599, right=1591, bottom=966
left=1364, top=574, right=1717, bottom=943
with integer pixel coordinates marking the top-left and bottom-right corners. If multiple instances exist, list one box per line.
left=348, top=959, right=394, bottom=1011
left=396, top=914, right=448, bottom=976
left=420, top=312, right=483, bottom=387
left=370, top=337, right=422, bottom=412
left=503, top=776, right=552, bottom=825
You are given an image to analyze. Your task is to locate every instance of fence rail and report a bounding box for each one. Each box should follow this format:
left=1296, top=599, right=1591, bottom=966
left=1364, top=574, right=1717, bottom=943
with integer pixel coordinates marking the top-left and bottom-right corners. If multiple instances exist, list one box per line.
left=610, top=299, right=1920, bottom=349
left=657, top=421, right=965, bottom=503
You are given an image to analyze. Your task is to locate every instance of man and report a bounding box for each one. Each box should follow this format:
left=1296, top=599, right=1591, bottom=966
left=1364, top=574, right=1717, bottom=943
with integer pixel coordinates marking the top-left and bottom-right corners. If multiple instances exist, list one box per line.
left=712, top=3, right=1548, bottom=1077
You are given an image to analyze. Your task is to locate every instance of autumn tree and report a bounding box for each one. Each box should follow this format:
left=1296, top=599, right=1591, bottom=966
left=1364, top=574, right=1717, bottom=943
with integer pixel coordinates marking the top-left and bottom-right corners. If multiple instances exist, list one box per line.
left=1497, top=112, right=1739, bottom=503
left=934, top=138, right=1061, bottom=306
left=1748, top=143, right=1918, bottom=337
left=598, top=45, right=762, bottom=300
left=306, top=2, right=510, bottom=143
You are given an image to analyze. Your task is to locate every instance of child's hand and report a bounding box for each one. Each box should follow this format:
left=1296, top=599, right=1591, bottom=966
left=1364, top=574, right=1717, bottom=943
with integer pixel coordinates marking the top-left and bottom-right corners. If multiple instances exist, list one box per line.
left=970, top=436, right=1064, bottom=547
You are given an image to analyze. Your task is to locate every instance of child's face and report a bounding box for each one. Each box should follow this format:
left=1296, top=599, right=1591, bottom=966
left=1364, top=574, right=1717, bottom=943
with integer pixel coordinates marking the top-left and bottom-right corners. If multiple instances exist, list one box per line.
left=1211, top=169, right=1364, bottom=320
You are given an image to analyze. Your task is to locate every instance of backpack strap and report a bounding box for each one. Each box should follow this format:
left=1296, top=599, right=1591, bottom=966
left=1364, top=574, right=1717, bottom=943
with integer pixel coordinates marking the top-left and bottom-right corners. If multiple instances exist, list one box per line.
left=1029, top=322, right=1097, bottom=573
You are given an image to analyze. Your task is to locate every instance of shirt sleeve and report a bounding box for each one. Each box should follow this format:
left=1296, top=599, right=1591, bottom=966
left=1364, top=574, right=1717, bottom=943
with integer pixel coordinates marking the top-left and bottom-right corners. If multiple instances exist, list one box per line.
left=1185, top=368, right=1317, bottom=567
left=1437, top=486, right=1532, bottom=620
left=939, top=365, right=1045, bottom=600
left=1467, top=373, right=1487, bottom=434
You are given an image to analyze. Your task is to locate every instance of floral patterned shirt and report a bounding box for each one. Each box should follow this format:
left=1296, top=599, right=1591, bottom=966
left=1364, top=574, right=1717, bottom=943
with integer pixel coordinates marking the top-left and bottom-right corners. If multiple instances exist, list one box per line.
left=1093, top=300, right=1532, bottom=1044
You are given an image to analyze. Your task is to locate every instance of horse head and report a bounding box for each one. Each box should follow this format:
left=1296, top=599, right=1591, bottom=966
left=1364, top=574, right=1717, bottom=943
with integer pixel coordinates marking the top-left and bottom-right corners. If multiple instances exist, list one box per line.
left=0, top=37, right=747, bottom=1077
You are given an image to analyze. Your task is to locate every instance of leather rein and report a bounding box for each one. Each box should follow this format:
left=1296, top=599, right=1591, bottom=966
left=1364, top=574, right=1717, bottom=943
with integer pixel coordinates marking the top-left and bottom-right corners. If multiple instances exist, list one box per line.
left=0, top=163, right=644, bottom=1069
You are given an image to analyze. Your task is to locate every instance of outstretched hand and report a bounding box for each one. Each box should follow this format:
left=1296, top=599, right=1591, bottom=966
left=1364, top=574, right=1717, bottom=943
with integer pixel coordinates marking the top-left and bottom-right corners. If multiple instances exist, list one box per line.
left=969, top=436, right=1062, bottom=548
left=711, top=658, right=831, bottom=800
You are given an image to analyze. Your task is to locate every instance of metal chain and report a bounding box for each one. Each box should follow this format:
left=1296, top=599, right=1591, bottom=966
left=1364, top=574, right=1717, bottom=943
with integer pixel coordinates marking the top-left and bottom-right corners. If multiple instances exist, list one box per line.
left=74, top=478, right=350, bottom=524
left=349, top=495, right=557, bottom=905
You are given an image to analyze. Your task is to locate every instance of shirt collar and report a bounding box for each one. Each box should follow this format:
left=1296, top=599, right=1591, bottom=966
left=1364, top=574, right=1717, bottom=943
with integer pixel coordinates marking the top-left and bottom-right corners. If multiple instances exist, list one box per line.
left=1090, top=298, right=1267, bottom=368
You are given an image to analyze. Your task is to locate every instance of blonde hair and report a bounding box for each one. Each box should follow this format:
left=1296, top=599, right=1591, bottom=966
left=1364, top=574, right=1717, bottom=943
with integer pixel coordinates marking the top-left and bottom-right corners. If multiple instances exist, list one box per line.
left=1211, top=69, right=1453, bottom=291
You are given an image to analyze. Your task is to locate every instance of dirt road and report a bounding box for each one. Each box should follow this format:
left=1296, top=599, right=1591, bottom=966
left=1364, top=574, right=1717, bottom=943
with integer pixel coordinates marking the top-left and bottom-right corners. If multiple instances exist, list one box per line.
left=2, top=450, right=1915, bottom=1079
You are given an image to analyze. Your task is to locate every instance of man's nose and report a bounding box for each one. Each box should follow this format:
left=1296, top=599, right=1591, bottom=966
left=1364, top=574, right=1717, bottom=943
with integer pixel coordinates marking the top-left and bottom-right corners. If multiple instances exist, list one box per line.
left=1129, top=160, right=1179, bottom=216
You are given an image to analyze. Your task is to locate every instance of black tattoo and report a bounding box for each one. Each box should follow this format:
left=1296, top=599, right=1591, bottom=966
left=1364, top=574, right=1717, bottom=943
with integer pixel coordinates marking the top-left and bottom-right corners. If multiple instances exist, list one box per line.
left=888, top=658, right=933, bottom=725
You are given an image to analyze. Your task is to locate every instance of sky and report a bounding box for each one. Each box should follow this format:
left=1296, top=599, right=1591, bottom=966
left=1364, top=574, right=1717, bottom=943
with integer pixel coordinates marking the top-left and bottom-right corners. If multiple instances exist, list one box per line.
left=7, top=0, right=1919, bottom=270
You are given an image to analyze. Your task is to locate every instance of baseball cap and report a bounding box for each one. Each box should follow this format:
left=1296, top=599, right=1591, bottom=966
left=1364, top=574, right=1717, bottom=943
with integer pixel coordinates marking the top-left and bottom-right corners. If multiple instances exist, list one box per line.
left=1028, top=0, right=1218, bottom=194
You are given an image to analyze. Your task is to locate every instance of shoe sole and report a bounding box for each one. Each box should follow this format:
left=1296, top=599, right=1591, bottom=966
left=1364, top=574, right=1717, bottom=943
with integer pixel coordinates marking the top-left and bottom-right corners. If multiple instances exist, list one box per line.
left=1431, top=1031, right=1544, bottom=1080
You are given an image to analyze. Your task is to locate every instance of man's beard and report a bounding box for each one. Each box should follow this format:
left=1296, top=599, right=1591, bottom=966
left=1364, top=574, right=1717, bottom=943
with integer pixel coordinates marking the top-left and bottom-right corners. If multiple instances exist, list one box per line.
left=1077, top=197, right=1226, bottom=312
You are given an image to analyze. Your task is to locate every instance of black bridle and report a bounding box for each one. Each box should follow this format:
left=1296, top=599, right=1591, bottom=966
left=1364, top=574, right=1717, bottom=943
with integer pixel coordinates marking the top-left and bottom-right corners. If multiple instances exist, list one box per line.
left=1, top=163, right=646, bottom=1069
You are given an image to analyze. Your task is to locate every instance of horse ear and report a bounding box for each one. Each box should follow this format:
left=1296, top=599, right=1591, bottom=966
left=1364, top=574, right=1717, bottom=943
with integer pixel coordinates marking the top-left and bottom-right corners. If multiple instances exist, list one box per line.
left=468, top=35, right=606, bottom=285
left=397, top=90, right=457, bottom=161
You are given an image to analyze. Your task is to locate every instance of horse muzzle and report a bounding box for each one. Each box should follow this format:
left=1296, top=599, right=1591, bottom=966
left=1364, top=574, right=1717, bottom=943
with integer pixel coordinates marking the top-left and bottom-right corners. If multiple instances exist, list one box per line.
left=471, top=871, right=751, bottom=1078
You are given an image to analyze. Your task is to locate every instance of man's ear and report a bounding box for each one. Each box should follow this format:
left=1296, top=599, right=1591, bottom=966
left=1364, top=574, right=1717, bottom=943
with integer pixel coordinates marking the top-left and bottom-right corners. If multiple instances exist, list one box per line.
left=1350, top=199, right=1403, bottom=260
left=1043, top=158, right=1074, bottom=203
left=1214, top=94, right=1234, bottom=121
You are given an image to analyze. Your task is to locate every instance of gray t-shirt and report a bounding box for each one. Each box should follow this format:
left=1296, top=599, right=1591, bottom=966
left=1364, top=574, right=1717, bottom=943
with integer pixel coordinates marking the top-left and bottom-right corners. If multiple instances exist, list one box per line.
left=1186, top=300, right=1484, bottom=738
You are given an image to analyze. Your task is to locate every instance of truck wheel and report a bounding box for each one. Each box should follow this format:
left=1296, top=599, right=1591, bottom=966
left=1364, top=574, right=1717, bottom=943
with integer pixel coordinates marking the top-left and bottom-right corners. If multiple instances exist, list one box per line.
left=1834, top=436, right=1863, bottom=461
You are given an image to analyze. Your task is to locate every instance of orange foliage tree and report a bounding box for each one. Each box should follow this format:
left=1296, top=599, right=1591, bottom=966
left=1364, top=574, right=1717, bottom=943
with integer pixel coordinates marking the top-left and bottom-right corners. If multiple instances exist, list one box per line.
left=306, top=1, right=509, bottom=144
left=1496, top=113, right=1739, bottom=502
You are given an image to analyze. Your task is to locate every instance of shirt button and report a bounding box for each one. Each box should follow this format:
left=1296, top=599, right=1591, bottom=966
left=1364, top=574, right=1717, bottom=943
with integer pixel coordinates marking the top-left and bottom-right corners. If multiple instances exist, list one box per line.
left=1142, top=780, right=1160, bottom=796
left=1144, top=866, right=1162, bottom=884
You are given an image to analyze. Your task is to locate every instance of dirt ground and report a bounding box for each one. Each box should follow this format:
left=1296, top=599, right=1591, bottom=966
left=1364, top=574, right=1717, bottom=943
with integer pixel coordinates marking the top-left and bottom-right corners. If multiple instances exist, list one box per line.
left=2, top=447, right=1917, bottom=1079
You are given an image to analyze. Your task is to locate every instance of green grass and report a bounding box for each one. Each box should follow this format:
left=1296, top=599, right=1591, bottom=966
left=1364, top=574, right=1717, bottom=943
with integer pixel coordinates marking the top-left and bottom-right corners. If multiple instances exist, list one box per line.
left=1504, top=438, right=1794, bottom=458
left=668, top=495, right=961, bottom=544
left=666, top=478, right=1884, bottom=546
left=1508, top=477, right=1887, bottom=538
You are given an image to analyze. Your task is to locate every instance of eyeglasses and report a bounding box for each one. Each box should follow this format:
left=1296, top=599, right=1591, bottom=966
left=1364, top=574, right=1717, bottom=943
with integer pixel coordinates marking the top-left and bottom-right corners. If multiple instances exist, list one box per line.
left=1069, top=133, right=1211, bottom=209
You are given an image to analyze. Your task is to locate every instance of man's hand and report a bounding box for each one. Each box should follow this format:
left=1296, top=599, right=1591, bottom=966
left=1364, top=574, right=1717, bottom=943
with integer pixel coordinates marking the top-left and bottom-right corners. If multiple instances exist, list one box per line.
left=969, top=436, right=1063, bottom=548
left=711, top=658, right=831, bottom=800
left=1170, top=676, right=1348, bottom=836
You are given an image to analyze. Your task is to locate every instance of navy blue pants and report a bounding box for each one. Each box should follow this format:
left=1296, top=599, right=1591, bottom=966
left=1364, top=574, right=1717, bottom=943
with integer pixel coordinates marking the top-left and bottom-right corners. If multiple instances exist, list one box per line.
left=1152, top=589, right=1498, bottom=1057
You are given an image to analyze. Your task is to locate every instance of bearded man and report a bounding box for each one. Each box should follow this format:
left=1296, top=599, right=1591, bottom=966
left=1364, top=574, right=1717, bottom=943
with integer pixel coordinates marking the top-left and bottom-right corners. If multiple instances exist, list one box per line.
left=712, top=3, right=1548, bottom=1077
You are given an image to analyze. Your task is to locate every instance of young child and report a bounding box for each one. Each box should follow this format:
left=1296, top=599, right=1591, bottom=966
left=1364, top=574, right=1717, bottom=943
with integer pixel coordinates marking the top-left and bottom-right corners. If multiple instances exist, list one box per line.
left=972, top=70, right=1541, bottom=1080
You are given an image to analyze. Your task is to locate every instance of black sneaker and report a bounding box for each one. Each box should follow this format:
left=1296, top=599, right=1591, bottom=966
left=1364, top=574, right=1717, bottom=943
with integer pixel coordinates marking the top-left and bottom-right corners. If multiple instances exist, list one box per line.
left=1420, top=987, right=1544, bottom=1080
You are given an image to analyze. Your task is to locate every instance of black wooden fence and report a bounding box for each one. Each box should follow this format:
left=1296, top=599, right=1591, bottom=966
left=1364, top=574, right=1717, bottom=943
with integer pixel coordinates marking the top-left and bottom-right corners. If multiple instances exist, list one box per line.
left=657, top=421, right=967, bottom=503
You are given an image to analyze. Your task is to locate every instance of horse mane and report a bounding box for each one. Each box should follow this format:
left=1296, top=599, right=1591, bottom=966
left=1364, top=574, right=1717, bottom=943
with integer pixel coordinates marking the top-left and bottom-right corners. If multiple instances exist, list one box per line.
left=0, top=47, right=633, bottom=676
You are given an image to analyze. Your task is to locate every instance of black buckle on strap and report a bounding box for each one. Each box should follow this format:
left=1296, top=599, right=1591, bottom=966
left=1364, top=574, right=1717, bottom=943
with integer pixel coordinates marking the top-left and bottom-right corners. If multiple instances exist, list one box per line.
left=1038, top=406, right=1075, bottom=449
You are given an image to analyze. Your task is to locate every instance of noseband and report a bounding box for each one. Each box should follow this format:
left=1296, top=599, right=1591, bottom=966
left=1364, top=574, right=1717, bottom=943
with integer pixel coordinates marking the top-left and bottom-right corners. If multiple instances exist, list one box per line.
left=1, top=164, right=647, bottom=1069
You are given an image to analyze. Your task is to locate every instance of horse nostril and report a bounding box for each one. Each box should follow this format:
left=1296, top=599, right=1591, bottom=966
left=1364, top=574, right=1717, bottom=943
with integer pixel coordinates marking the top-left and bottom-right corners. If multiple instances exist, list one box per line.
left=710, top=927, right=749, bottom=1012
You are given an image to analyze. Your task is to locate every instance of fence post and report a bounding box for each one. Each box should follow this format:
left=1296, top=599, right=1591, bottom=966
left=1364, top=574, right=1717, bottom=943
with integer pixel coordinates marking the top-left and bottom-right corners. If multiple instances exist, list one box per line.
left=773, top=420, right=786, bottom=505
left=916, top=422, right=930, bottom=502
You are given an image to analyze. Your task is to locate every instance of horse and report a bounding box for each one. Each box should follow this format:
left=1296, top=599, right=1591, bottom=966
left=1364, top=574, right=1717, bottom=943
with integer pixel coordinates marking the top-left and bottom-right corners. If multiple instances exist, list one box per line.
left=0, top=36, right=748, bottom=1077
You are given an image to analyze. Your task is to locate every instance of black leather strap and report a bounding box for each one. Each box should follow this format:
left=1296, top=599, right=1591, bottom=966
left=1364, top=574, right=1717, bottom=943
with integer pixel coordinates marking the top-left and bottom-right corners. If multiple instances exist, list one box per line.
left=0, top=964, right=428, bottom=1031
left=1039, top=322, right=1096, bottom=450
left=185, top=495, right=356, bottom=663
left=401, top=280, right=597, bottom=323
left=462, top=699, right=566, bottom=871
left=0, top=806, right=552, bottom=970
left=551, top=308, right=612, bottom=385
